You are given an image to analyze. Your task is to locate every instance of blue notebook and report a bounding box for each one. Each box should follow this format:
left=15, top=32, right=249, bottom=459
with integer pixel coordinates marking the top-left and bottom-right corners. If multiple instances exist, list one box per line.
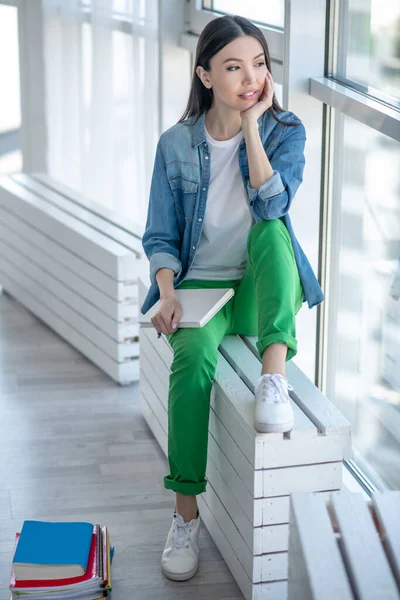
left=12, top=520, right=94, bottom=581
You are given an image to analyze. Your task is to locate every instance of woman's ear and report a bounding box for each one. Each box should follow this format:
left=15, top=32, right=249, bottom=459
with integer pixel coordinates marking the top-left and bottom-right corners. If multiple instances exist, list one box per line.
left=196, top=66, right=212, bottom=89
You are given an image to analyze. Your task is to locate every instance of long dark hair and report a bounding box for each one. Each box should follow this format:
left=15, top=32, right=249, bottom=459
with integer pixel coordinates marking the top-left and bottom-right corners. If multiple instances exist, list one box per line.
left=179, top=15, right=298, bottom=127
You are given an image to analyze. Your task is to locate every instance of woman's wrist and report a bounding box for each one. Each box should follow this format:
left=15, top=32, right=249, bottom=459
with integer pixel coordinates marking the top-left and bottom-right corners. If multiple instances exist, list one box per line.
left=241, top=117, right=259, bottom=141
left=156, top=268, right=177, bottom=300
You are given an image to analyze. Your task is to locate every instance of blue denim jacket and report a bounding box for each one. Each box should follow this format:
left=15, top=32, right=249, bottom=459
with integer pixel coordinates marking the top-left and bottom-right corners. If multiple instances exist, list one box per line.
left=141, top=109, right=324, bottom=315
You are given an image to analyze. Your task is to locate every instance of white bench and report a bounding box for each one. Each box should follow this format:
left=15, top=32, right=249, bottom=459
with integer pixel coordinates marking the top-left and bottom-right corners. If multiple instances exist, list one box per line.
left=288, top=490, right=400, bottom=600
left=0, top=173, right=145, bottom=384
left=138, top=274, right=352, bottom=600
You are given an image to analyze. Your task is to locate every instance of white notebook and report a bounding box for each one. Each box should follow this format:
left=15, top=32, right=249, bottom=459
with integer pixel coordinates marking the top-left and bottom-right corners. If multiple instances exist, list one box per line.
left=139, top=288, right=235, bottom=328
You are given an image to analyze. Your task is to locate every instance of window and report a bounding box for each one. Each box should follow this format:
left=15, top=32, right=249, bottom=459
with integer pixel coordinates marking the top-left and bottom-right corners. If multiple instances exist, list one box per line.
left=332, top=0, right=400, bottom=106
left=0, top=4, right=22, bottom=174
left=204, top=0, right=284, bottom=29
left=326, top=113, right=400, bottom=490
left=43, top=1, right=159, bottom=225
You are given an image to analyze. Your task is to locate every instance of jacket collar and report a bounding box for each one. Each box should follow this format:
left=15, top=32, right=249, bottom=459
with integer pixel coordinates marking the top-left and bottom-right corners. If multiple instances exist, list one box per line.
left=190, top=111, right=264, bottom=148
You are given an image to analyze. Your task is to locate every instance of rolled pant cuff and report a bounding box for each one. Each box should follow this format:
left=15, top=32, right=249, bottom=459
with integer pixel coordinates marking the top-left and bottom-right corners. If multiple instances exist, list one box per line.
left=257, top=332, right=297, bottom=363
left=164, top=475, right=207, bottom=496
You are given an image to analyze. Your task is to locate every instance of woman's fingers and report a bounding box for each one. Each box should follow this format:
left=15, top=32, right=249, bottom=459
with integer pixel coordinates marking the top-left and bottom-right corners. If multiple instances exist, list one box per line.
left=152, top=313, right=175, bottom=335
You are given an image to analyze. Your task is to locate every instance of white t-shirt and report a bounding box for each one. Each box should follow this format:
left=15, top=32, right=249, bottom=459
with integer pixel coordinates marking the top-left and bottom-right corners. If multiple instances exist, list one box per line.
left=186, top=126, right=255, bottom=281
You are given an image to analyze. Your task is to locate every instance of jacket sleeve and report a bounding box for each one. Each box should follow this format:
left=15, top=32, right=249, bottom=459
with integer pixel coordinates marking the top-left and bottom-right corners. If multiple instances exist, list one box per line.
left=142, top=138, right=183, bottom=286
left=247, top=117, right=306, bottom=220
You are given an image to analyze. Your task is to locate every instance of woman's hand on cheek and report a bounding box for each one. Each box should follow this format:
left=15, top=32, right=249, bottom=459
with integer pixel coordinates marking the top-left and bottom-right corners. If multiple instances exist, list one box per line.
left=240, top=71, right=274, bottom=124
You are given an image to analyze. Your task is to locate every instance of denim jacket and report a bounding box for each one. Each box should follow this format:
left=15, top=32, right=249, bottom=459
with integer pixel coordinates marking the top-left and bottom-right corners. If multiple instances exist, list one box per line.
left=141, top=109, right=324, bottom=315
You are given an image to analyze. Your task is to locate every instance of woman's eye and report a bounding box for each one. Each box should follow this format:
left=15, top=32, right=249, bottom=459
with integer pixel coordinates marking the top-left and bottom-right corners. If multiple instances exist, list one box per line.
left=227, top=61, right=266, bottom=72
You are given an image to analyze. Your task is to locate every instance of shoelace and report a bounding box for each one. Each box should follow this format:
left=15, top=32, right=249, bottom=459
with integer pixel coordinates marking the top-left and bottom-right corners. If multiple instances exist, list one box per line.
left=258, top=374, right=293, bottom=404
left=172, top=516, right=192, bottom=550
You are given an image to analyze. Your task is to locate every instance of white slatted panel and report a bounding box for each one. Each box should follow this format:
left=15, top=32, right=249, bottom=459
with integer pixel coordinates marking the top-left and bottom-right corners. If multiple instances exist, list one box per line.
left=0, top=206, right=137, bottom=301
left=288, top=492, right=354, bottom=600
left=13, top=174, right=143, bottom=256
left=288, top=491, right=400, bottom=600
left=0, top=269, right=138, bottom=384
left=331, top=492, right=400, bottom=600
left=0, top=177, right=137, bottom=280
left=0, top=174, right=145, bottom=383
left=32, top=172, right=144, bottom=239
left=371, top=492, right=400, bottom=588
left=0, top=233, right=138, bottom=332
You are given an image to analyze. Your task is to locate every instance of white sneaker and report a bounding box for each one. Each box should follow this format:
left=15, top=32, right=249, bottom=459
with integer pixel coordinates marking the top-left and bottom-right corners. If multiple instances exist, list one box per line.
left=161, top=509, right=201, bottom=581
left=254, top=373, right=294, bottom=433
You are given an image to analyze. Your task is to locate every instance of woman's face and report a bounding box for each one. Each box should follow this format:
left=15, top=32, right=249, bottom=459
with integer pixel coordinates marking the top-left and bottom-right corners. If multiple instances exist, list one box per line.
left=197, top=35, right=268, bottom=113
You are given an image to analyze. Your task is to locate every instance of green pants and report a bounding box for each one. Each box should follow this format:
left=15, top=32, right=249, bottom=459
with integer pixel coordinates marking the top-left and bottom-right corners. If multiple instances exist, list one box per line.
left=164, top=219, right=303, bottom=496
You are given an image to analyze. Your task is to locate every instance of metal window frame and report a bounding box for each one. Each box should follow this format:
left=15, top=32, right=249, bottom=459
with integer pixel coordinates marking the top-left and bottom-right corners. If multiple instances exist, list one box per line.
left=313, top=1, right=398, bottom=495
left=310, top=77, right=400, bottom=143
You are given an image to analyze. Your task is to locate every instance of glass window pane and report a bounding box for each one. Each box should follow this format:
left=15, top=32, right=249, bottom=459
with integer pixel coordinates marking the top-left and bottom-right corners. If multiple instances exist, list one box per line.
left=0, top=5, right=21, bottom=134
left=334, top=0, right=400, bottom=107
left=0, top=150, right=22, bottom=175
left=0, top=5, right=22, bottom=175
left=207, top=0, right=284, bottom=29
left=80, top=1, right=146, bottom=15
left=327, top=113, right=400, bottom=490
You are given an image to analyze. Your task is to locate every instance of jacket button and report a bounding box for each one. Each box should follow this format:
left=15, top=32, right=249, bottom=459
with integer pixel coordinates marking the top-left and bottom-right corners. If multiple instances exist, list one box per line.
left=202, top=187, right=206, bottom=191
left=205, top=155, right=209, bottom=160
left=198, top=217, right=202, bottom=222
left=192, top=245, right=196, bottom=250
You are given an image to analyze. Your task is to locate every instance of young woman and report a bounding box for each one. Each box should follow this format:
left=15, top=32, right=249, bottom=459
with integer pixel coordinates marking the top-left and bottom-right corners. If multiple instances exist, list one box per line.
left=141, top=14, right=324, bottom=582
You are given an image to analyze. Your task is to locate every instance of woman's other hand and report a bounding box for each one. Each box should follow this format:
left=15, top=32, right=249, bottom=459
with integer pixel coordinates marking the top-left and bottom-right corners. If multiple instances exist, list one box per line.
left=151, top=295, right=183, bottom=335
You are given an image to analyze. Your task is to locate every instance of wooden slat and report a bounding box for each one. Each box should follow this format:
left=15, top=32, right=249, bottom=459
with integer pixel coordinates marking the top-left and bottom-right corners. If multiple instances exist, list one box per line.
left=220, top=335, right=319, bottom=440
left=257, top=491, right=335, bottom=527
left=13, top=174, right=143, bottom=256
left=288, top=492, right=354, bottom=600
left=371, top=491, right=400, bottom=588
left=206, top=457, right=289, bottom=555
left=0, top=252, right=139, bottom=362
left=198, top=493, right=288, bottom=600
left=0, top=269, right=138, bottom=384
left=32, top=172, right=144, bottom=240
left=0, top=206, right=138, bottom=301
left=244, top=335, right=352, bottom=443
left=0, top=177, right=137, bottom=280
left=0, top=234, right=139, bottom=342
left=331, top=492, right=400, bottom=600
left=203, top=475, right=289, bottom=583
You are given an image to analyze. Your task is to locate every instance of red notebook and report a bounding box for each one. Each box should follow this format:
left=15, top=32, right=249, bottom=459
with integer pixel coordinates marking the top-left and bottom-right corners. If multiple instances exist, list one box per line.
left=10, top=524, right=110, bottom=593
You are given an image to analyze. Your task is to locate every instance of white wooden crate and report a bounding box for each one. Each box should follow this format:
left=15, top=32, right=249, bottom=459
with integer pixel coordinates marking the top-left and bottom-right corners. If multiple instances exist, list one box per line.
left=138, top=275, right=352, bottom=600
left=0, top=173, right=147, bottom=384
left=288, top=490, right=400, bottom=600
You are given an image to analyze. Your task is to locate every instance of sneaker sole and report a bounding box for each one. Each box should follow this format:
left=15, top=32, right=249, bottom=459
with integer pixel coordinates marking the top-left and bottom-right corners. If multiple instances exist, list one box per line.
left=255, top=419, right=294, bottom=433
left=162, top=562, right=199, bottom=581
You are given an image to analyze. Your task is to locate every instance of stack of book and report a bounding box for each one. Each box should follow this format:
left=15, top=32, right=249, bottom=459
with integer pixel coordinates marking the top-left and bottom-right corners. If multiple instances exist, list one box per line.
left=9, top=520, right=114, bottom=600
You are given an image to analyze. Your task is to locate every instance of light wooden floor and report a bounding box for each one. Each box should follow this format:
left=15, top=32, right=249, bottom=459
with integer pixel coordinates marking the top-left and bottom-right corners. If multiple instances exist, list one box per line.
left=0, top=291, right=244, bottom=599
